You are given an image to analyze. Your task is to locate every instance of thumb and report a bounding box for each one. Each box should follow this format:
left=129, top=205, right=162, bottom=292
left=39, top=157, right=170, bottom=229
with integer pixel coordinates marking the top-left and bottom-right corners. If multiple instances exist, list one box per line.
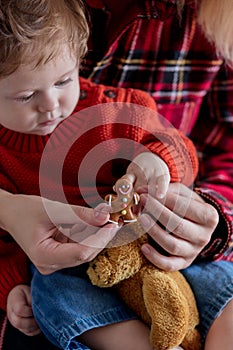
left=72, top=203, right=111, bottom=226
left=154, top=173, right=170, bottom=199
left=42, top=199, right=111, bottom=227
left=22, top=285, right=33, bottom=308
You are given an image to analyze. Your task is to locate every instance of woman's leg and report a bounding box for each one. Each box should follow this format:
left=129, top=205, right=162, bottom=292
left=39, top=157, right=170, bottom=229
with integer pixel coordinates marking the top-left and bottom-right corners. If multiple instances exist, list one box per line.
left=181, top=260, right=233, bottom=348
left=204, top=298, right=233, bottom=350
left=79, top=320, right=184, bottom=350
left=79, top=319, right=153, bottom=350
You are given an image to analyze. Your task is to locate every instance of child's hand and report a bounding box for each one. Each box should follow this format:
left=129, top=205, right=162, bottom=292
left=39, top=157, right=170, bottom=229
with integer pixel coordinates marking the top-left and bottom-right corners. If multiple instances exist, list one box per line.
left=126, top=152, right=170, bottom=198
left=7, top=284, right=41, bottom=336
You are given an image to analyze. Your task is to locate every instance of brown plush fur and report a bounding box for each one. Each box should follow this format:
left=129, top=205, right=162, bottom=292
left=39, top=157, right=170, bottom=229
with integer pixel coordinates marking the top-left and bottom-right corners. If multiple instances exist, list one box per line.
left=87, top=222, right=201, bottom=350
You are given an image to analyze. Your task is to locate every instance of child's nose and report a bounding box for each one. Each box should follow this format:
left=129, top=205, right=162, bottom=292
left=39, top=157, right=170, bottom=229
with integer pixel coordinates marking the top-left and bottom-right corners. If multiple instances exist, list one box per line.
left=37, top=92, right=59, bottom=112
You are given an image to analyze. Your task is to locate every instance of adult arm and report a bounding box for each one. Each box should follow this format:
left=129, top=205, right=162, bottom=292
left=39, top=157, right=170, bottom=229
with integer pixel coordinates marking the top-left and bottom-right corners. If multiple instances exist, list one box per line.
left=0, top=189, right=119, bottom=311
left=125, top=84, right=221, bottom=270
left=190, top=63, right=233, bottom=261
left=136, top=64, right=233, bottom=267
left=0, top=189, right=118, bottom=274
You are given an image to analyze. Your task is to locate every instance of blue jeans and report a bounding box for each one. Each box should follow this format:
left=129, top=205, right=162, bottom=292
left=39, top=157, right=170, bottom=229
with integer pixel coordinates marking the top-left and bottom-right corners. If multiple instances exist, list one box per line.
left=31, top=260, right=233, bottom=349
left=30, top=264, right=136, bottom=350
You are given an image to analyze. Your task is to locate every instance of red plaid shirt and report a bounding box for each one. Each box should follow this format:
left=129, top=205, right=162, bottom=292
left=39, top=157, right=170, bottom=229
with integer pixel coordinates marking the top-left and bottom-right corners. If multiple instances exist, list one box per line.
left=83, top=0, right=233, bottom=261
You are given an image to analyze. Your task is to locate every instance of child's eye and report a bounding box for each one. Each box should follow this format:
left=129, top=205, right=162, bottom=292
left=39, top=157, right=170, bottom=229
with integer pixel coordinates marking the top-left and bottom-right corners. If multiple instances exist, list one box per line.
left=56, top=78, right=73, bottom=87
left=15, top=94, right=34, bottom=102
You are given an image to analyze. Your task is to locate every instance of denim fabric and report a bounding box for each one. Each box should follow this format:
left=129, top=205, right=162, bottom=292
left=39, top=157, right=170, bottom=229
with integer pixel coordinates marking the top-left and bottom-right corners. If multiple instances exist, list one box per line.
left=181, top=260, right=233, bottom=342
left=31, top=260, right=233, bottom=349
left=30, top=265, right=136, bottom=350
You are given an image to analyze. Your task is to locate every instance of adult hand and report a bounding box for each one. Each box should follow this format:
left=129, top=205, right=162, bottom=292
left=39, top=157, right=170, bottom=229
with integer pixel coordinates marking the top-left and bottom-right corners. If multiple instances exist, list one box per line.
left=7, top=285, right=40, bottom=336
left=1, top=191, right=119, bottom=274
left=138, top=183, right=219, bottom=271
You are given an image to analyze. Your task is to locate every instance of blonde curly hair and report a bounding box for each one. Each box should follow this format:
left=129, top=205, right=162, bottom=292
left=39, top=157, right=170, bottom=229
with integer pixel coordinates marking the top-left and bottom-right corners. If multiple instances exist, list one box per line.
left=0, top=0, right=89, bottom=78
left=178, top=0, right=233, bottom=65
left=197, top=0, right=233, bottom=66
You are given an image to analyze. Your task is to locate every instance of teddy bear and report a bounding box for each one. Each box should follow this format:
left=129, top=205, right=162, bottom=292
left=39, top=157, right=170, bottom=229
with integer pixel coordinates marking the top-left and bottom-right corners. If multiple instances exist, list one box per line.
left=87, top=178, right=202, bottom=350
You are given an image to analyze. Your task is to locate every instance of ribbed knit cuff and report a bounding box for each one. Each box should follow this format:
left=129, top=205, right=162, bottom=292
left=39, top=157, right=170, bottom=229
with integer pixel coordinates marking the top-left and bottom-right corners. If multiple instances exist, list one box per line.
left=146, top=130, right=198, bottom=186
left=194, top=187, right=233, bottom=261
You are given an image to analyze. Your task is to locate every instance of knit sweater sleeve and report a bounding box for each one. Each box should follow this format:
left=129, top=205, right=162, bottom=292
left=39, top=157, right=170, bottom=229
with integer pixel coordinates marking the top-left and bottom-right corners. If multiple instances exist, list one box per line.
left=0, top=175, right=29, bottom=311
left=77, top=78, right=198, bottom=185
left=128, top=88, right=199, bottom=186
left=0, top=235, right=29, bottom=311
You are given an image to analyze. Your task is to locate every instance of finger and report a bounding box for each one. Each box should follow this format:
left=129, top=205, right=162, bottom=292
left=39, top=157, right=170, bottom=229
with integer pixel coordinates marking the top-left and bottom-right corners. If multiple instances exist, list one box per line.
left=22, top=285, right=33, bottom=307
left=8, top=312, right=40, bottom=336
left=19, top=319, right=41, bottom=336
left=168, top=183, right=204, bottom=202
left=139, top=196, right=196, bottom=246
left=122, top=173, right=136, bottom=184
left=10, top=286, right=34, bottom=318
left=140, top=217, right=193, bottom=257
left=141, top=191, right=214, bottom=234
left=22, top=327, right=41, bottom=337
left=65, top=222, right=120, bottom=246
left=18, top=320, right=41, bottom=337
left=53, top=228, right=70, bottom=243
left=42, top=200, right=111, bottom=227
left=141, top=243, right=188, bottom=271
left=126, top=168, right=148, bottom=192
left=163, top=189, right=219, bottom=227
left=154, top=174, right=170, bottom=199
left=80, top=223, right=120, bottom=249
left=140, top=194, right=184, bottom=234
left=69, top=203, right=111, bottom=225
left=14, top=304, right=34, bottom=318
left=66, top=221, right=102, bottom=243
left=35, top=224, right=119, bottom=274
left=140, top=208, right=213, bottom=267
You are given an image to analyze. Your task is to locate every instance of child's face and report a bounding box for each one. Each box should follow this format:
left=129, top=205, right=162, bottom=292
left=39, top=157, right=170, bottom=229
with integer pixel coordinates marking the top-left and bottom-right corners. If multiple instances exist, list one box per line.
left=0, top=49, right=79, bottom=135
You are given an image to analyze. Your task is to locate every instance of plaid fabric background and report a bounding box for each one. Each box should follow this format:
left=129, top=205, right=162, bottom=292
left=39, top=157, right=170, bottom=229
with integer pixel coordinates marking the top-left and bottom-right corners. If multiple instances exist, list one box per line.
left=83, top=0, right=233, bottom=260
left=1, top=0, right=233, bottom=346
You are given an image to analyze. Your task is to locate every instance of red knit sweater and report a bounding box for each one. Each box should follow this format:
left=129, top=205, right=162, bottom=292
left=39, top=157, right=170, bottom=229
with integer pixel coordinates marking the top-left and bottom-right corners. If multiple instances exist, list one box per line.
left=0, top=77, right=198, bottom=311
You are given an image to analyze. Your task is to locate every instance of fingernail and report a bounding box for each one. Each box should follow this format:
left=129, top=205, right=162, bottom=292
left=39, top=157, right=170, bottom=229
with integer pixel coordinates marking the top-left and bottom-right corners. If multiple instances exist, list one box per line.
left=156, top=191, right=165, bottom=199
left=124, top=173, right=135, bottom=183
left=94, top=210, right=108, bottom=219
left=94, top=204, right=110, bottom=218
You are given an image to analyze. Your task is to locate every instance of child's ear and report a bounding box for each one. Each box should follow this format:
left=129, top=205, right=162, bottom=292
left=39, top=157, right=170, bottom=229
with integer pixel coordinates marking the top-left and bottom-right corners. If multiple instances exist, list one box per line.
left=113, top=185, right=116, bottom=192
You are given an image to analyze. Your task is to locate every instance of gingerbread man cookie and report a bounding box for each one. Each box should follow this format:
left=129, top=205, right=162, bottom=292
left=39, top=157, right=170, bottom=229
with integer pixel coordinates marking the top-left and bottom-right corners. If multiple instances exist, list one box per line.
left=105, top=177, right=140, bottom=224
